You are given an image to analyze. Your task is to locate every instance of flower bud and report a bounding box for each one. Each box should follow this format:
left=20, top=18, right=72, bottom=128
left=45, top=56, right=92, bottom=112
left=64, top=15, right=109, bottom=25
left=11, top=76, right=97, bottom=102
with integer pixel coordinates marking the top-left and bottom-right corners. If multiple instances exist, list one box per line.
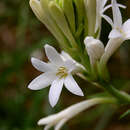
left=84, top=0, right=96, bottom=36
left=84, top=36, right=104, bottom=66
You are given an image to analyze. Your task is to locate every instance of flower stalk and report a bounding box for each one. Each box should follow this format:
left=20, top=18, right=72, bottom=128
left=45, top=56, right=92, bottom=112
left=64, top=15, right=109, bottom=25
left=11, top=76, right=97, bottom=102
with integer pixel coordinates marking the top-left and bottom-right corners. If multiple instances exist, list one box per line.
left=99, top=81, right=130, bottom=104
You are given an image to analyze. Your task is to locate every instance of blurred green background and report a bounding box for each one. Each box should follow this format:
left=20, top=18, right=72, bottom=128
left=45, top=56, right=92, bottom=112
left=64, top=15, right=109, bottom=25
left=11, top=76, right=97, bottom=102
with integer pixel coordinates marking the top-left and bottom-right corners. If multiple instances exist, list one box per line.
left=0, top=0, right=130, bottom=130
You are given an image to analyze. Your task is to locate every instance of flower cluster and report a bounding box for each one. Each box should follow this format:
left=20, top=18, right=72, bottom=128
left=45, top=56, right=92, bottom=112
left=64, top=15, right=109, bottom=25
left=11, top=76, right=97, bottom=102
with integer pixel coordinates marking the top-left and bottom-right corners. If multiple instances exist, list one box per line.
left=28, top=0, right=130, bottom=129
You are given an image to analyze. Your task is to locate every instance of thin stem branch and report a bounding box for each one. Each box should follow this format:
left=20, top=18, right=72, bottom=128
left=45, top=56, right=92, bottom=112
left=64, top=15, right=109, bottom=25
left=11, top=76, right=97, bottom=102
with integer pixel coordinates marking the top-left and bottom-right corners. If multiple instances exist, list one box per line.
left=99, top=81, right=130, bottom=104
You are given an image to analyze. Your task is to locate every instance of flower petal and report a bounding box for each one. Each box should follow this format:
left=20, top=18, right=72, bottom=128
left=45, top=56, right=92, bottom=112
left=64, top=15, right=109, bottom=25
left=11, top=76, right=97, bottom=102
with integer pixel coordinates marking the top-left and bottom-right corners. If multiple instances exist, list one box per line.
left=64, top=75, right=84, bottom=96
left=38, top=114, right=58, bottom=125
left=49, top=79, right=64, bottom=107
left=28, top=72, right=56, bottom=90
left=31, top=57, right=53, bottom=72
left=44, top=124, right=53, bottom=130
left=55, top=118, right=68, bottom=130
left=102, top=0, right=108, bottom=8
left=112, top=0, right=122, bottom=28
left=64, top=60, right=76, bottom=73
left=123, top=19, right=130, bottom=35
left=45, top=44, right=63, bottom=65
left=103, top=4, right=126, bottom=14
left=102, top=14, right=114, bottom=27
left=109, top=29, right=122, bottom=39
left=125, top=33, right=130, bottom=40
left=61, top=51, right=73, bottom=61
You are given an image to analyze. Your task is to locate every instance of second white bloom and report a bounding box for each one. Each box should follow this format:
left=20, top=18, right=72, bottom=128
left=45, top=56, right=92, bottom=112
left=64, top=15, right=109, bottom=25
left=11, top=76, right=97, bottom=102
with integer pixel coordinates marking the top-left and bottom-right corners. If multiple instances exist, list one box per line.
left=28, top=44, right=84, bottom=107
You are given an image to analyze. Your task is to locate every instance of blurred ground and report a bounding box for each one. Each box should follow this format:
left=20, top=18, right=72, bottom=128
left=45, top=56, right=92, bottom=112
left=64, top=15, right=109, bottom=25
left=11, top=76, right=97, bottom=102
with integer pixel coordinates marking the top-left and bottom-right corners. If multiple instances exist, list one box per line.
left=0, top=0, right=130, bottom=130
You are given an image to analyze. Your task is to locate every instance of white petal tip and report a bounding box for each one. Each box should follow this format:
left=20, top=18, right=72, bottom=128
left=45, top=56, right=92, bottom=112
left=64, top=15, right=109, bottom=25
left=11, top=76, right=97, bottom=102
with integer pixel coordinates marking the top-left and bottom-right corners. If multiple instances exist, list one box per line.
left=44, top=44, right=51, bottom=49
left=31, top=57, right=36, bottom=63
left=28, top=85, right=37, bottom=90
left=77, top=92, right=84, bottom=97
left=37, top=120, right=42, bottom=125
left=37, top=120, right=46, bottom=126
left=37, top=118, right=49, bottom=125
left=50, top=102, right=56, bottom=108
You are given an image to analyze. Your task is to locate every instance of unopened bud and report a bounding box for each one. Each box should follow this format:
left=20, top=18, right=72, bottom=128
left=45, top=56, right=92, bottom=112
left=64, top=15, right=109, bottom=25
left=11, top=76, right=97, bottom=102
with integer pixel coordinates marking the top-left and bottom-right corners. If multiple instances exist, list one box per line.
left=84, top=36, right=104, bottom=66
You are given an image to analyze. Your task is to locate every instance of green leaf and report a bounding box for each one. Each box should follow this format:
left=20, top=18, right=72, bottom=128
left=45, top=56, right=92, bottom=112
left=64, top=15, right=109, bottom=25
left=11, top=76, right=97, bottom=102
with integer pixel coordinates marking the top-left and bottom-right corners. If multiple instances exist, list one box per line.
left=120, top=109, right=130, bottom=119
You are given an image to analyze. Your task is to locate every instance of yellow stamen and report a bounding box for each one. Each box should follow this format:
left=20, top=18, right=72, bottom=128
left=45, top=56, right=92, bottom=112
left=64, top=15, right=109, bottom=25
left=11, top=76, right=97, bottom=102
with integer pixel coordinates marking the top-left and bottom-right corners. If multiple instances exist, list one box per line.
left=56, top=66, right=68, bottom=79
left=116, top=27, right=126, bottom=37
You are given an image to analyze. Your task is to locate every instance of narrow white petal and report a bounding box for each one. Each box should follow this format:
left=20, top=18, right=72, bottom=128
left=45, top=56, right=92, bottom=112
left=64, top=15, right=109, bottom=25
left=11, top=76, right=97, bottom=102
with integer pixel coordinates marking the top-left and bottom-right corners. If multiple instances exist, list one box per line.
left=55, top=118, right=68, bottom=130
left=112, top=0, right=122, bottom=28
left=61, top=51, right=85, bottom=71
left=109, top=29, right=122, bottom=39
left=45, top=44, right=63, bottom=65
left=28, top=72, right=56, bottom=90
left=64, top=60, right=76, bottom=73
left=118, top=4, right=126, bottom=9
left=103, top=4, right=126, bottom=13
left=125, top=33, right=130, bottom=40
left=38, top=114, right=59, bottom=125
left=44, top=124, right=53, bottom=130
left=102, top=14, right=114, bottom=27
left=64, top=75, right=84, bottom=96
left=49, top=79, right=64, bottom=107
left=123, top=19, right=130, bottom=35
left=102, top=5, right=111, bottom=13
left=31, top=57, right=52, bottom=72
left=61, top=51, right=73, bottom=61
left=102, top=0, right=108, bottom=8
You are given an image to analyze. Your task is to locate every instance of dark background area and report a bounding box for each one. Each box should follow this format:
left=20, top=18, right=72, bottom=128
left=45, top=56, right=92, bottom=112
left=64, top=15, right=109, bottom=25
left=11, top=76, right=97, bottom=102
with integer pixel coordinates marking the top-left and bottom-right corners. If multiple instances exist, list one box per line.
left=0, top=0, right=130, bottom=130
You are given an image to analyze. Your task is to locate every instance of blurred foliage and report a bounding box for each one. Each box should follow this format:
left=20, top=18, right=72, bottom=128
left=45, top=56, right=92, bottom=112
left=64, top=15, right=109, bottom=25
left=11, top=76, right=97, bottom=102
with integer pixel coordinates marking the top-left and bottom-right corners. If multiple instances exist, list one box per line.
left=0, top=0, right=130, bottom=130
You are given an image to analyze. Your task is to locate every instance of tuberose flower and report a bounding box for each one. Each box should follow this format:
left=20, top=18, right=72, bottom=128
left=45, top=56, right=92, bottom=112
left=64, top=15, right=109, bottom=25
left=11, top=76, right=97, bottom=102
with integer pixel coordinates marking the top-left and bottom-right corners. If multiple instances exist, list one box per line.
left=95, top=0, right=125, bottom=33
left=100, top=0, right=130, bottom=65
left=38, top=97, right=116, bottom=130
left=103, top=0, right=130, bottom=40
left=28, top=45, right=84, bottom=107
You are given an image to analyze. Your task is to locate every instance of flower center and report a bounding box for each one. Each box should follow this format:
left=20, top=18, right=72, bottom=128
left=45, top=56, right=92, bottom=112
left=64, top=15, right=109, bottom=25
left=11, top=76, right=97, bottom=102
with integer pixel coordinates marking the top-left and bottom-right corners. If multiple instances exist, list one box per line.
left=116, top=27, right=126, bottom=37
left=56, top=66, right=68, bottom=79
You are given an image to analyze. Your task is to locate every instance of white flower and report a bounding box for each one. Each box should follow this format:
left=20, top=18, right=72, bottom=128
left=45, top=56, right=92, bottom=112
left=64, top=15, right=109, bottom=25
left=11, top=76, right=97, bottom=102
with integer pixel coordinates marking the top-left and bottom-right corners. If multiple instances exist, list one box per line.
left=38, top=97, right=115, bottom=130
left=103, top=0, right=130, bottom=40
left=95, top=0, right=125, bottom=33
left=28, top=44, right=84, bottom=107
left=100, top=0, right=129, bottom=65
left=84, top=37, right=104, bottom=66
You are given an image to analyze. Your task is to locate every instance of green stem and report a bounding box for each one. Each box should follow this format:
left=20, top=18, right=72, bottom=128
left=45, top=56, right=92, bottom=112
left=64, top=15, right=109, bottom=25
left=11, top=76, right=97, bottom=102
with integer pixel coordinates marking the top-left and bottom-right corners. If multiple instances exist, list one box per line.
left=99, top=81, right=130, bottom=104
